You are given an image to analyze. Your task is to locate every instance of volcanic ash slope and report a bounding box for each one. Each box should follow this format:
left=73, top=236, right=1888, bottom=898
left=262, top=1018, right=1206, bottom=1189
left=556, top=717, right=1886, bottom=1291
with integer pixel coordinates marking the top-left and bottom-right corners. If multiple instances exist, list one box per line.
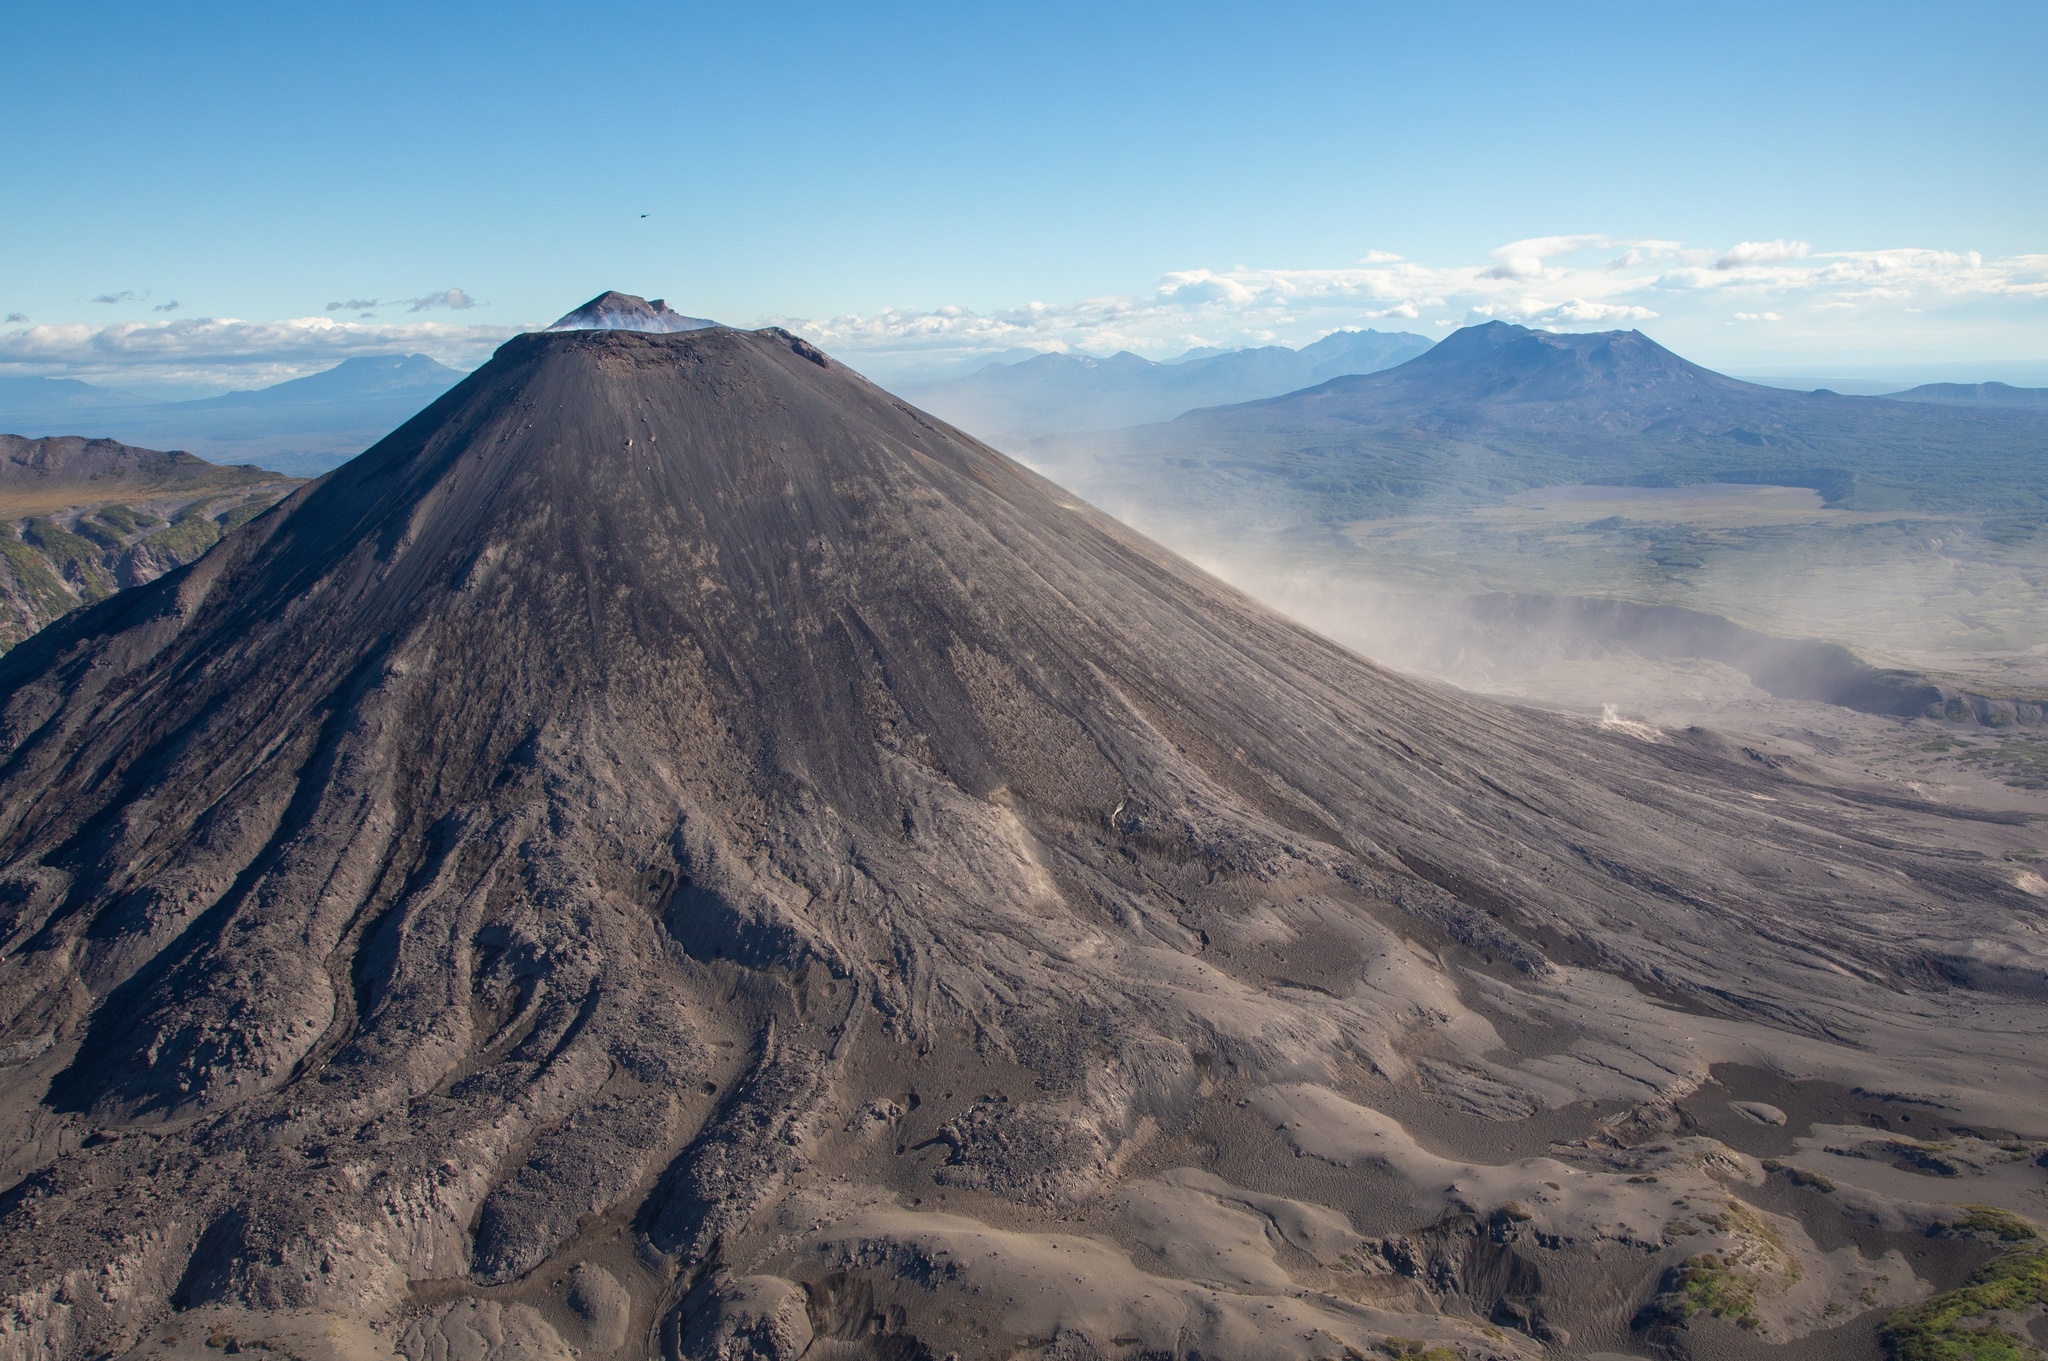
left=0, top=323, right=2042, bottom=1361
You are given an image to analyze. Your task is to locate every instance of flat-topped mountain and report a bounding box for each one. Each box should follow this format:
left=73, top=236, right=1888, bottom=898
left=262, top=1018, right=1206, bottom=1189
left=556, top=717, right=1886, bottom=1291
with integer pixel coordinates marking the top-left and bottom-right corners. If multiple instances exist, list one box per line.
left=0, top=314, right=2041, bottom=1361
left=1883, top=379, right=2048, bottom=407
left=1038, top=321, right=2048, bottom=523
left=1377, top=320, right=1725, bottom=401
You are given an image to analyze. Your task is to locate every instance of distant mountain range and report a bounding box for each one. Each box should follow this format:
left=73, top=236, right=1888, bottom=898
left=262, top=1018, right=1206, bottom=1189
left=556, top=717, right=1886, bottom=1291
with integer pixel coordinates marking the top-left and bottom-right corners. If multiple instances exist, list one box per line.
left=6, top=324, right=2042, bottom=493
left=1033, top=321, right=2048, bottom=526
left=896, top=327, right=1433, bottom=441
left=0, top=354, right=467, bottom=476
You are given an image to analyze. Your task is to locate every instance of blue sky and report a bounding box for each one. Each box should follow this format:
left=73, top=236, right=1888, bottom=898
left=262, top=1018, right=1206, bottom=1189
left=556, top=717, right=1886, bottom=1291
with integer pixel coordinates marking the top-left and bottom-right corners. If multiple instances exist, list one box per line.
left=4, top=0, right=2043, bottom=390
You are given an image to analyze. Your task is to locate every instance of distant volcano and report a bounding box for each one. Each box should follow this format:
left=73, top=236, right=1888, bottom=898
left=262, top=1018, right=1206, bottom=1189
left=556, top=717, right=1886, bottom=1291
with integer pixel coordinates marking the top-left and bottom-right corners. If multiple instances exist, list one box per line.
left=547, top=289, right=716, bottom=333
left=1039, top=319, right=2048, bottom=523
left=0, top=310, right=2040, bottom=1361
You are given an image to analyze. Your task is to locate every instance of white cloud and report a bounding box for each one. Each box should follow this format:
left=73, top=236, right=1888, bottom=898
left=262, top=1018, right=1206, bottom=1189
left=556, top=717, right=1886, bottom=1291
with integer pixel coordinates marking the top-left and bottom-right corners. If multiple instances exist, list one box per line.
left=12, top=237, right=2045, bottom=388
left=1715, top=239, right=1812, bottom=269
left=1657, top=247, right=2048, bottom=301
left=314, top=288, right=482, bottom=316
left=784, top=236, right=2047, bottom=375
left=0, top=315, right=519, bottom=388
left=1482, top=234, right=1612, bottom=280
left=1535, top=300, right=1658, bottom=324
left=407, top=287, right=478, bottom=312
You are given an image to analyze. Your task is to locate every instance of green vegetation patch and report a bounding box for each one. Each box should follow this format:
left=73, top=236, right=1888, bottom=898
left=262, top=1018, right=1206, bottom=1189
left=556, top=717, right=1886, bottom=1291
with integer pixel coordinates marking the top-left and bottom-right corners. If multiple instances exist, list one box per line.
left=214, top=493, right=279, bottom=535
left=90, top=503, right=162, bottom=536
left=93, top=504, right=149, bottom=534
left=1657, top=1199, right=1804, bottom=1333
left=1375, top=1340, right=1462, bottom=1361
left=1883, top=1211, right=2046, bottom=1361
left=1954, top=736, right=2048, bottom=791
left=1947, top=1208, right=2041, bottom=1245
left=20, top=517, right=114, bottom=600
left=1672, top=1252, right=1763, bottom=1329
left=149, top=501, right=224, bottom=561
left=0, top=536, right=76, bottom=621
left=73, top=517, right=126, bottom=550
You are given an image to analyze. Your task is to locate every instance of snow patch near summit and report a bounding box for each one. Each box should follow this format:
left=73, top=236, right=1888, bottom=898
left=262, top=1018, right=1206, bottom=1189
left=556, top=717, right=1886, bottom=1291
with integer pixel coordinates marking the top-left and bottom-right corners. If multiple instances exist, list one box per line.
left=546, top=290, right=714, bottom=333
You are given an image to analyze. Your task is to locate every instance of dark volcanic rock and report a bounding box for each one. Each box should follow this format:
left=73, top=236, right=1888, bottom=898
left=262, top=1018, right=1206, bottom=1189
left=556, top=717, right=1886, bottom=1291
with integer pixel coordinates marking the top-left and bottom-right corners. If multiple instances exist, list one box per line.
left=0, top=321, right=2040, bottom=1361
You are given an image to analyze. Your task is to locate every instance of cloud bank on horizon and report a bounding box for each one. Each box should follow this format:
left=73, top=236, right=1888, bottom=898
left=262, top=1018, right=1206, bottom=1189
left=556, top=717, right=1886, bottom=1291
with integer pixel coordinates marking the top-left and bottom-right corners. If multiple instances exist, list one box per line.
left=0, top=315, right=525, bottom=393
left=788, top=236, right=2048, bottom=376
left=3, top=237, right=2043, bottom=390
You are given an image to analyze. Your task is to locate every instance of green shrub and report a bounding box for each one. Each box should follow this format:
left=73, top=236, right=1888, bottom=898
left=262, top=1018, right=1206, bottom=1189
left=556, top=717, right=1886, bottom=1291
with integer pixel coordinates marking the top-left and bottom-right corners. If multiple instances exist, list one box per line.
left=20, top=518, right=113, bottom=600
left=92, top=503, right=161, bottom=535
left=1672, top=1253, right=1762, bottom=1329
left=147, top=509, right=222, bottom=562
left=74, top=517, right=125, bottom=550
left=1377, top=1340, right=1462, bottom=1361
left=1883, top=1215, right=2045, bottom=1361
left=215, top=495, right=277, bottom=534
left=1946, top=1208, right=2040, bottom=1245
left=0, top=537, right=76, bottom=619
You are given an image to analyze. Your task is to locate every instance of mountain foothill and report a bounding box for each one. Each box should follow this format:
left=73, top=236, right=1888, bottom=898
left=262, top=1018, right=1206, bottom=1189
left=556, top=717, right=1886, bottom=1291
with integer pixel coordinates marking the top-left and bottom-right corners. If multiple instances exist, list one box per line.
left=0, top=435, right=300, bottom=651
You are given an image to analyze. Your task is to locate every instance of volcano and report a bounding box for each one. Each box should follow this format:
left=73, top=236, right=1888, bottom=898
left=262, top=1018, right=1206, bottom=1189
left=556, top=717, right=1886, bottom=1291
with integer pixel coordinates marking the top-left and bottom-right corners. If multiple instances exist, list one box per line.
left=1036, top=321, right=2048, bottom=527
left=0, top=310, right=2042, bottom=1361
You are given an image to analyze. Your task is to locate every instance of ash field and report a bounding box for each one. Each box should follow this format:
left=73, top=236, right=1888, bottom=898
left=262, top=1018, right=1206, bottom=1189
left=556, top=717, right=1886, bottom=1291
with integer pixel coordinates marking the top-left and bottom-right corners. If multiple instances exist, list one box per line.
left=0, top=307, right=2042, bottom=1361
